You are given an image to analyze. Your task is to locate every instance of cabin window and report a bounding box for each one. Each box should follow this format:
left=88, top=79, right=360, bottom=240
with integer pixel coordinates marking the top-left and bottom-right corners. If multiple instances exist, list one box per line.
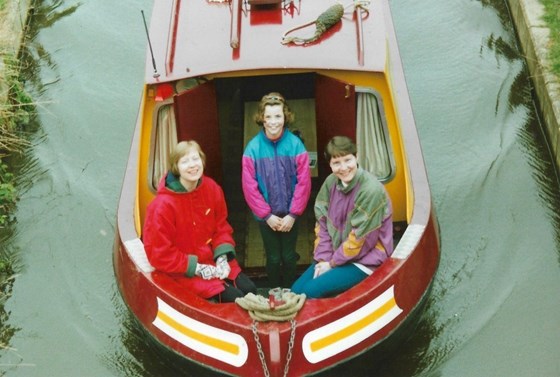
left=355, top=88, right=394, bottom=181
left=150, top=103, right=178, bottom=189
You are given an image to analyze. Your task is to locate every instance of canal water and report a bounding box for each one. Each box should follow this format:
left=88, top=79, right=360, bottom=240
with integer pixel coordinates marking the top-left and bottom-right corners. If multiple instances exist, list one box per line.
left=1, top=0, right=559, bottom=376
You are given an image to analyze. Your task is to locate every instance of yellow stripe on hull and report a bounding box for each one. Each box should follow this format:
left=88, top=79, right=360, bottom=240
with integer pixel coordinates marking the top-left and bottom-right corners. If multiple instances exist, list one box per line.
left=302, top=285, right=402, bottom=363
left=152, top=297, right=248, bottom=367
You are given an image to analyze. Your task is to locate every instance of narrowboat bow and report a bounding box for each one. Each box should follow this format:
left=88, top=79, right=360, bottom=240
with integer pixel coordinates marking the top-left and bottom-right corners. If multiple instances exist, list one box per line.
left=113, top=0, right=440, bottom=375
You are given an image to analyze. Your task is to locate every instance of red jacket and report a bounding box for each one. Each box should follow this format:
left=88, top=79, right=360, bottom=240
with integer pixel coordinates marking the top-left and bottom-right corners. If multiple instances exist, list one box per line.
left=143, top=174, right=241, bottom=298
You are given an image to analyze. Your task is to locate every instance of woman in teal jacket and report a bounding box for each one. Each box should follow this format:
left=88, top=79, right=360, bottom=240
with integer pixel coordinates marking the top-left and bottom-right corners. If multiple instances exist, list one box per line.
left=242, top=92, right=312, bottom=288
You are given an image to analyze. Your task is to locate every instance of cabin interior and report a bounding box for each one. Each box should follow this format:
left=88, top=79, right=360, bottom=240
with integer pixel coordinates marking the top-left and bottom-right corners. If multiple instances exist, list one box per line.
left=147, top=72, right=406, bottom=280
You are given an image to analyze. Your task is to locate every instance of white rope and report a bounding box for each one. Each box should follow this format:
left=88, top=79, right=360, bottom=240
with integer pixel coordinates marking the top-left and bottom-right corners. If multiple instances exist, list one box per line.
left=236, top=291, right=306, bottom=322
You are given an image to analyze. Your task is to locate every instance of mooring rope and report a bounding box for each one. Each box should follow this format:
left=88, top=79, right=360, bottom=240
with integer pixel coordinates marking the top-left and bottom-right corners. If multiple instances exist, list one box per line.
left=281, top=1, right=370, bottom=45
left=235, top=291, right=306, bottom=322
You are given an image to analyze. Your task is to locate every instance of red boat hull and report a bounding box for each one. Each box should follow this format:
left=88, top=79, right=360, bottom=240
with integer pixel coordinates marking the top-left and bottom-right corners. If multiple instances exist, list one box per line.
left=113, top=0, right=440, bottom=375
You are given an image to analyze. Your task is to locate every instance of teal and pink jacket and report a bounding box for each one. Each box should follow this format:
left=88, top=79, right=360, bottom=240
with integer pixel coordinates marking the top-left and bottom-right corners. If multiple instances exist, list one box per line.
left=242, top=129, right=311, bottom=220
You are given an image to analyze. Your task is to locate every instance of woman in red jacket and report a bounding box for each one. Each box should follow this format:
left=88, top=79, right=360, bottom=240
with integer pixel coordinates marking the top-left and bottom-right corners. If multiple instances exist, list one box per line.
left=143, top=141, right=256, bottom=302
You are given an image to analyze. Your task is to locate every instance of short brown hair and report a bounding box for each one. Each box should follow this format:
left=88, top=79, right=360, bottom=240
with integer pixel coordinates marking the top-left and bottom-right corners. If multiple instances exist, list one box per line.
left=254, top=92, right=295, bottom=127
left=169, top=140, right=207, bottom=175
left=324, top=136, right=357, bottom=162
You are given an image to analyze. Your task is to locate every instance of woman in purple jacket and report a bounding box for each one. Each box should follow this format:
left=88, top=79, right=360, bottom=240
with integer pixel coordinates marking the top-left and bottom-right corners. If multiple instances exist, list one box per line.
left=292, top=136, right=393, bottom=298
left=242, top=92, right=312, bottom=288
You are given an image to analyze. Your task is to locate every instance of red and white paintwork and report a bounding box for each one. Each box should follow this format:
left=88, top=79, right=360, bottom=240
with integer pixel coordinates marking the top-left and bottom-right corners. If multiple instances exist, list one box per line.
left=114, top=1, right=440, bottom=376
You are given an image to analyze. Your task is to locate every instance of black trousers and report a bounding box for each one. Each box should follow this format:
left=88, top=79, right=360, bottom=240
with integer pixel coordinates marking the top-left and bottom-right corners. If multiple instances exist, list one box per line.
left=212, top=272, right=257, bottom=303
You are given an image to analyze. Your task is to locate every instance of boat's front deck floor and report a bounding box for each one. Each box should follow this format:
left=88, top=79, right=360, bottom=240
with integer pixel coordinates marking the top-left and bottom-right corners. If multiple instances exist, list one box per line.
left=244, top=210, right=316, bottom=269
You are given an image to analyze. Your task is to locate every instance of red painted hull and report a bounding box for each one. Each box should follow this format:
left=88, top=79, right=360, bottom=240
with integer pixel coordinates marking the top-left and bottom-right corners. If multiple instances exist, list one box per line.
left=114, top=215, right=438, bottom=376
left=114, top=0, right=440, bottom=375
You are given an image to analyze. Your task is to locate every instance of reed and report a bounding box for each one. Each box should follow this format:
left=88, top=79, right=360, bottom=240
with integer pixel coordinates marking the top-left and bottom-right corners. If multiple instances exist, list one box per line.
left=0, top=53, right=33, bottom=228
left=0, top=54, right=32, bottom=153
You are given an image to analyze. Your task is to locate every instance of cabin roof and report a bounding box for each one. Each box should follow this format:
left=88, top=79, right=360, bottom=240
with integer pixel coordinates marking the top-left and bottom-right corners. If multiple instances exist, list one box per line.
left=145, top=0, right=388, bottom=84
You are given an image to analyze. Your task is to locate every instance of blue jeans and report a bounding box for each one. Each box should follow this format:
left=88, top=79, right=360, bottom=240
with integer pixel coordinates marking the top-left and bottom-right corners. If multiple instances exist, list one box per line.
left=291, top=262, right=368, bottom=298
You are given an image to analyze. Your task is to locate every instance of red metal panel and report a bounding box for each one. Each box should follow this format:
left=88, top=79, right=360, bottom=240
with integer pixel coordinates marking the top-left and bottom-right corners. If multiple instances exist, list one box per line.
left=315, top=74, right=356, bottom=180
left=173, top=82, right=223, bottom=184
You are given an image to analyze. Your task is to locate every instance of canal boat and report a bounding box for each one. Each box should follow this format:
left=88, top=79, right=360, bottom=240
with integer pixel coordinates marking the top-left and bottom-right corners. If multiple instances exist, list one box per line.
left=113, top=0, right=440, bottom=376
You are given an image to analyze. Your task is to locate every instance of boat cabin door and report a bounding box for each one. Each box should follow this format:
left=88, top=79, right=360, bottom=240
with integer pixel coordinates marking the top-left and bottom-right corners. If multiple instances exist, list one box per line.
left=315, top=75, right=357, bottom=181
left=173, top=81, right=223, bottom=184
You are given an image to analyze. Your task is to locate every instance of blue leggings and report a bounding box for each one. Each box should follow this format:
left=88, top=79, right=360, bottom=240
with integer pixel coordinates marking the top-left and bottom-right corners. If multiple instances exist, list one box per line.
left=291, top=262, right=368, bottom=298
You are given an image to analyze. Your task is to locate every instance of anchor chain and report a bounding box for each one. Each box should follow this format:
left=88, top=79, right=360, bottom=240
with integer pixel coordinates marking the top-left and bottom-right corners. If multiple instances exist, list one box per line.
left=252, top=321, right=270, bottom=377
left=283, top=319, right=296, bottom=377
left=252, top=319, right=297, bottom=377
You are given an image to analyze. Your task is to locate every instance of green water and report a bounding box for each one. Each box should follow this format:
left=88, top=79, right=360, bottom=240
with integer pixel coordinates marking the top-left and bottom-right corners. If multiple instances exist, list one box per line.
left=0, top=0, right=559, bottom=376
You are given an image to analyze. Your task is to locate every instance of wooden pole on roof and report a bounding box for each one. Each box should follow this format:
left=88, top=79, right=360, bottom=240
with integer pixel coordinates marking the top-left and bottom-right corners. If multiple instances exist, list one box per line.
left=230, top=0, right=241, bottom=48
left=356, top=6, right=365, bottom=66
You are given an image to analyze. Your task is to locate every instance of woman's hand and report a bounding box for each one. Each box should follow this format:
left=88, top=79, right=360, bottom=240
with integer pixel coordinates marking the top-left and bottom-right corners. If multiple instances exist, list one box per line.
left=195, top=263, right=218, bottom=280
left=215, top=255, right=231, bottom=279
left=278, top=215, right=295, bottom=232
left=313, top=261, right=332, bottom=278
left=266, top=215, right=282, bottom=231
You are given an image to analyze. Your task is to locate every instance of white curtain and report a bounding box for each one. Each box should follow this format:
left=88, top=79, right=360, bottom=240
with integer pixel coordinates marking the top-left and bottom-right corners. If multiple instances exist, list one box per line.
left=356, top=92, right=391, bottom=180
left=152, top=105, right=178, bottom=188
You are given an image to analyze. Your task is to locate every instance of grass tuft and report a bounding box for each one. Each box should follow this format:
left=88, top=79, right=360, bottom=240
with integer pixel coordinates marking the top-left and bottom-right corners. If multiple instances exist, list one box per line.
left=0, top=53, right=33, bottom=227
left=541, top=0, right=560, bottom=77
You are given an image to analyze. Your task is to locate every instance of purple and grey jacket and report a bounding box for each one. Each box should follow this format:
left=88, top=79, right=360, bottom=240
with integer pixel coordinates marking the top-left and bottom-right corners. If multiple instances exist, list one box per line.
left=242, top=129, right=311, bottom=220
left=314, top=168, right=393, bottom=270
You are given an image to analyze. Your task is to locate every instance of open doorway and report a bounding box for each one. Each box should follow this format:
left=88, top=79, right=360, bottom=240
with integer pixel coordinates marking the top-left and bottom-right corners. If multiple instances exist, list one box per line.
left=148, top=72, right=397, bottom=276
left=214, top=73, right=321, bottom=275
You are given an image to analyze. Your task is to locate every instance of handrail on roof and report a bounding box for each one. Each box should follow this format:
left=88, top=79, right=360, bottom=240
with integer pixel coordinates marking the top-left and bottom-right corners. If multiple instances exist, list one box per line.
left=356, top=6, right=365, bottom=66
left=166, top=0, right=182, bottom=74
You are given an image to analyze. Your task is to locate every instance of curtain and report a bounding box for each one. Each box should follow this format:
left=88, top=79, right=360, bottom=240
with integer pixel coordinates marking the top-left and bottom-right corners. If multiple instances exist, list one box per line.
left=152, top=105, right=178, bottom=188
left=356, top=92, right=391, bottom=180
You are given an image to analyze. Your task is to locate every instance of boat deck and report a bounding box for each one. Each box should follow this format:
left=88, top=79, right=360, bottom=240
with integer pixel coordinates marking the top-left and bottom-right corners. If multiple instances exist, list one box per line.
left=244, top=207, right=316, bottom=268
left=146, top=0, right=388, bottom=84
left=236, top=203, right=407, bottom=279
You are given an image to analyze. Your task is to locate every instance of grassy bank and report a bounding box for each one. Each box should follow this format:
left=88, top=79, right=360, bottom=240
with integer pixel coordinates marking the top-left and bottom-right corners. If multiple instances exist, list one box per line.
left=542, top=0, right=560, bottom=77
left=0, top=0, right=33, bottom=228
left=0, top=54, right=32, bottom=228
left=0, top=52, right=31, bottom=335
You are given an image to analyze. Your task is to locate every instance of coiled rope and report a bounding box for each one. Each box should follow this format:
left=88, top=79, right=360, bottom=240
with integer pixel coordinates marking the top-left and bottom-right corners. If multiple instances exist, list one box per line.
left=281, top=1, right=370, bottom=45
left=235, top=291, right=306, bottom=322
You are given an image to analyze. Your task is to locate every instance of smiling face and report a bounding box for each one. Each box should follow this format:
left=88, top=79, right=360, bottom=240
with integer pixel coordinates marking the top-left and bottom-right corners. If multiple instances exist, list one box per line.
left=329, top=153, right=358, bottom=184
left=177, top=149, right=204, bottom=190
left=262, top=104, right=285, bottom=140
